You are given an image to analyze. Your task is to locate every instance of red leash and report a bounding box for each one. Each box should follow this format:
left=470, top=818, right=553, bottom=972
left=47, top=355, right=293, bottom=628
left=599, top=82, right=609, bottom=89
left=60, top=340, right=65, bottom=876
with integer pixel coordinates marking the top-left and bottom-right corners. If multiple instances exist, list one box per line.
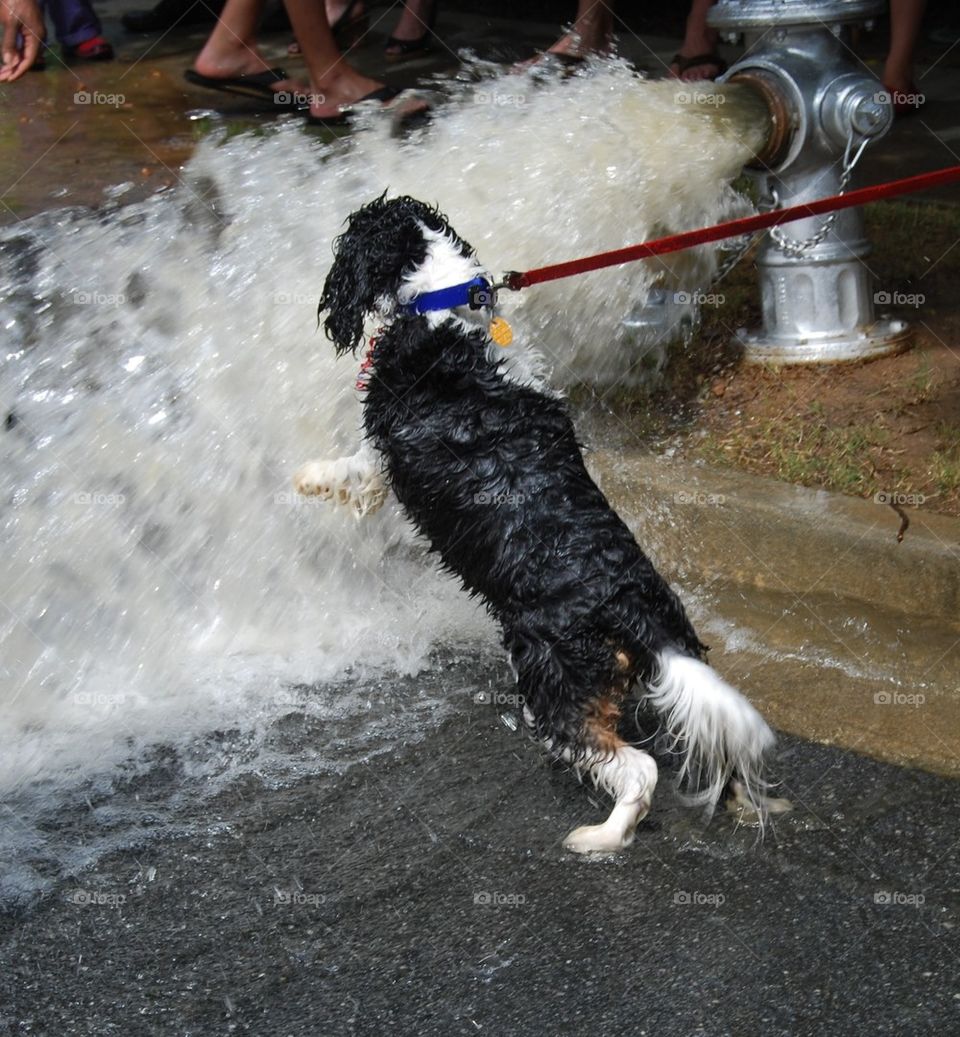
left=503, top=165, right=960, bottom=292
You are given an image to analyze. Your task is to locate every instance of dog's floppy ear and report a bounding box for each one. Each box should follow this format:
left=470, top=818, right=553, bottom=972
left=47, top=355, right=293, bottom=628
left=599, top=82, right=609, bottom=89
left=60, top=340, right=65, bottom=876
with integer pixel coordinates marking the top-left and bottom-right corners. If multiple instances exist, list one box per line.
left=317, top=195, right=394, bottom=356
left=318, top=193, right=473, bottom=355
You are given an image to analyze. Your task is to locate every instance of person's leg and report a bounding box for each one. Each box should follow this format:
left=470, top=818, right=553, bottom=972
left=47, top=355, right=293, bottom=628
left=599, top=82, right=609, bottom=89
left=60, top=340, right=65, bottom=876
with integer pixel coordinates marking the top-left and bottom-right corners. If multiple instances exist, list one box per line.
left=324, top=0, right=364, bottom=31
left=384, top=0, right=435, bottom=55
left=192, top=0, right=293, bottom=83
left=670, top=0, right=724, bottom=80
left=883, top=0, right=927, bottom=94
left=287, top=0, right=364, bottom=53
left=44, top=0, right=102, bottom=47
left=282, top=0, right=384, bottom=118
left=548, top=0, right=614, bottom=57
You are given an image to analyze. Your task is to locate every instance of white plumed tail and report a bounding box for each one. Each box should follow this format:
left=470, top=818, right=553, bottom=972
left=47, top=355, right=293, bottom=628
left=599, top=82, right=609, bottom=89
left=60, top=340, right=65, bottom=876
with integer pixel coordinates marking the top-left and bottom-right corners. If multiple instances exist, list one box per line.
left=645, top=649, right=775, bottom=817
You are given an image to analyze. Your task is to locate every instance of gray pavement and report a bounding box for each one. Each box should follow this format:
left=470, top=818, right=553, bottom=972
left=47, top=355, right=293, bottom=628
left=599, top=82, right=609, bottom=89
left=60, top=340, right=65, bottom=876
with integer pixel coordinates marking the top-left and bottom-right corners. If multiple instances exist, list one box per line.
left=1, top=665, right=957, bottom=1035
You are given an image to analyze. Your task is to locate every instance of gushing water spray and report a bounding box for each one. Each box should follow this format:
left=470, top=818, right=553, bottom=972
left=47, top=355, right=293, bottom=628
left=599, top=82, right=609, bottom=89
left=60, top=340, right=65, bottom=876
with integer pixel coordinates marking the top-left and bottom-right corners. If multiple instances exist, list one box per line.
left=0, top=66, right=770, bottom=895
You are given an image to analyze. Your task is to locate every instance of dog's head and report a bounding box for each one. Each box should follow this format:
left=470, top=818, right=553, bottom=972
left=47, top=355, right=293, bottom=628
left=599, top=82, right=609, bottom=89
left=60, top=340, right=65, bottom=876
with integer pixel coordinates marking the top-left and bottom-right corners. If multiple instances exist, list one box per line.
left=318, top=194, right=475, bottom=355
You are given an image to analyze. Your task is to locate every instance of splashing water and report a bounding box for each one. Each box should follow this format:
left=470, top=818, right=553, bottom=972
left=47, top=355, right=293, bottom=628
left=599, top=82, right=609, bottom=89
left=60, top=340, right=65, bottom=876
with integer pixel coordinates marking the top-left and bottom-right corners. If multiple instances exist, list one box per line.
left=0, top=62, right=766, bottom=898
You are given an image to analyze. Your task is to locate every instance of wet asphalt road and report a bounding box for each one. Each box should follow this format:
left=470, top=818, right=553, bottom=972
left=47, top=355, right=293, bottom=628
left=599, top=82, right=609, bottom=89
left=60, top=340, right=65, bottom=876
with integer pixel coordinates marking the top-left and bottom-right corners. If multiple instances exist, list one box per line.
left=1, top=664, right=958, bottom=1036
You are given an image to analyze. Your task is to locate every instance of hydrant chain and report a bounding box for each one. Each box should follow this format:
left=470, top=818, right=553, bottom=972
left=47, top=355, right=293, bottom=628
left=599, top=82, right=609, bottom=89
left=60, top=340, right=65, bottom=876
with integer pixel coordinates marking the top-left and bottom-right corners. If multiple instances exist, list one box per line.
left=769, top=129, right=871, bottom=258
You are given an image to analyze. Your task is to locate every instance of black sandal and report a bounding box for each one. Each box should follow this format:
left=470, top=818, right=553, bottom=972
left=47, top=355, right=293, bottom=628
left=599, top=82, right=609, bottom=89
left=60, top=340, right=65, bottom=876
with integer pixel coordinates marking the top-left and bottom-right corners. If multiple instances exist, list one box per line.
left=183, top=67, right=308, bottom=111
left=669, top=51, right=728, bottom=79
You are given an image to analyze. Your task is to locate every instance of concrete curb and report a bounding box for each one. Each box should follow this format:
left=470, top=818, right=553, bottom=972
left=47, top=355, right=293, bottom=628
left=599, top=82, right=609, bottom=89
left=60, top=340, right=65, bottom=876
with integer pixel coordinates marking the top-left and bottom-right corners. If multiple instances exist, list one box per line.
left=592, top=451, right=960, bottom=624
left=593, top=452, right=960, bottom=777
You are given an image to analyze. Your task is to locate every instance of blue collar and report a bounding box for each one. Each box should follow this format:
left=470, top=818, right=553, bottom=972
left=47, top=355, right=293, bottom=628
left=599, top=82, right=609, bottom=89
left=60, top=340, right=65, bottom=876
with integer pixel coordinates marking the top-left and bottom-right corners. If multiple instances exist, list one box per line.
left=402, top=276, right=491, bottom=315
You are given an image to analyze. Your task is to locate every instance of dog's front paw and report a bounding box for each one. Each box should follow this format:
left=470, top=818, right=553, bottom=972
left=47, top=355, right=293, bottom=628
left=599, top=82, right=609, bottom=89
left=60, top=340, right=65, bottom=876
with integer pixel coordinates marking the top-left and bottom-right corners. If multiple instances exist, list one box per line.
left=293, top=457, right=387, bottom=518
left=293, top=460, right=339, bottom=500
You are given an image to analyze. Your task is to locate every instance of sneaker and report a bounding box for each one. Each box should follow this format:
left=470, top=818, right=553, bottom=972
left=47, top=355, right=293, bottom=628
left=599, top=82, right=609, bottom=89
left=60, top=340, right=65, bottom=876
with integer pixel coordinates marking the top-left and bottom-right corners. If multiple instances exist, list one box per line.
left=62, top=36, right=114, bottom=62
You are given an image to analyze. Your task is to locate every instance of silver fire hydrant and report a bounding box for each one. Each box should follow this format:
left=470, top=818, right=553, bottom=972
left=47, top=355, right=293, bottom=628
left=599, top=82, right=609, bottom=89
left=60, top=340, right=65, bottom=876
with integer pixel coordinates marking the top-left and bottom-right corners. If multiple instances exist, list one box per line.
left=710, top=0, right=908, bottom=363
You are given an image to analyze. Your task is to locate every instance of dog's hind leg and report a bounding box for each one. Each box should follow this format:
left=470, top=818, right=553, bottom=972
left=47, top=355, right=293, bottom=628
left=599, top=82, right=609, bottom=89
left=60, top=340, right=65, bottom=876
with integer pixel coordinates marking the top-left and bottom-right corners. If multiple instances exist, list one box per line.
left=514, top=641, right=655, bottom=854
left=531, top=694, right=657, bottom=855
left=293, top=443, right=387, bottom=518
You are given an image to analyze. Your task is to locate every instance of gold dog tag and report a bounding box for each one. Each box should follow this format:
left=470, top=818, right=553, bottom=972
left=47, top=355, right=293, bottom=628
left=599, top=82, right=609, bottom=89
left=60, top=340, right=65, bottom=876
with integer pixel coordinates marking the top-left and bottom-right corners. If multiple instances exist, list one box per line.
left=489, top=317, right=513, bottom=347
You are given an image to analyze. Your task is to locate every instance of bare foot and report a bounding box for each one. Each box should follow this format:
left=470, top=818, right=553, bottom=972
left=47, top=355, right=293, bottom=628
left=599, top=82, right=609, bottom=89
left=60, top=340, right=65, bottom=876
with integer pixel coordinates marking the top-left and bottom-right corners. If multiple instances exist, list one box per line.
left=512, top=28, right=611, bottom=74
left=305, top=68, right=388, bottom=120
left=547, top=29, right=611, bottom=58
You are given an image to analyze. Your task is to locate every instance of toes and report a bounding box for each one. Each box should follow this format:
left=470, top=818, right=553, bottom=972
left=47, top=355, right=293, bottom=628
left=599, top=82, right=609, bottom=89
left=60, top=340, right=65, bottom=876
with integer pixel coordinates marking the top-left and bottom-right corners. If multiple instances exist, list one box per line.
left=300, top=480, right=334, bottom=499
left=293, top=458, right=386, bottom=515
left=293, top=462, right=334, bottom=498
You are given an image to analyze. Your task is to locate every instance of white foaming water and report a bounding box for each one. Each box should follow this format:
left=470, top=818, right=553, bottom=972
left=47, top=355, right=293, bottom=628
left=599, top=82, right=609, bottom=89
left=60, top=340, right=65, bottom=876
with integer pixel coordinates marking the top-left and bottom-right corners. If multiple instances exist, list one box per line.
left=0, top=62, right=764, bottom=895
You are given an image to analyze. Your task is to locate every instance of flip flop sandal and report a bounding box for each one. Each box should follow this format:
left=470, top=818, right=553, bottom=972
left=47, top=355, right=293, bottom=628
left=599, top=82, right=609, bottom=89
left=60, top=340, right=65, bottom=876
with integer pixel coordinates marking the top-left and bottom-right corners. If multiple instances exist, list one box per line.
left=669, top=51, right=728, bottom=79
left=183, top=67, right=307, bottom=110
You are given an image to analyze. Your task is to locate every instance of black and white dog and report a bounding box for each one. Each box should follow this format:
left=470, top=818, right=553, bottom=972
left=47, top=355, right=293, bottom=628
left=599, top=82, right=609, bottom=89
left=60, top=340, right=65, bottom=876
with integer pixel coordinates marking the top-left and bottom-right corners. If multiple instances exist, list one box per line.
left=296, top=195, right=781, bottom=853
